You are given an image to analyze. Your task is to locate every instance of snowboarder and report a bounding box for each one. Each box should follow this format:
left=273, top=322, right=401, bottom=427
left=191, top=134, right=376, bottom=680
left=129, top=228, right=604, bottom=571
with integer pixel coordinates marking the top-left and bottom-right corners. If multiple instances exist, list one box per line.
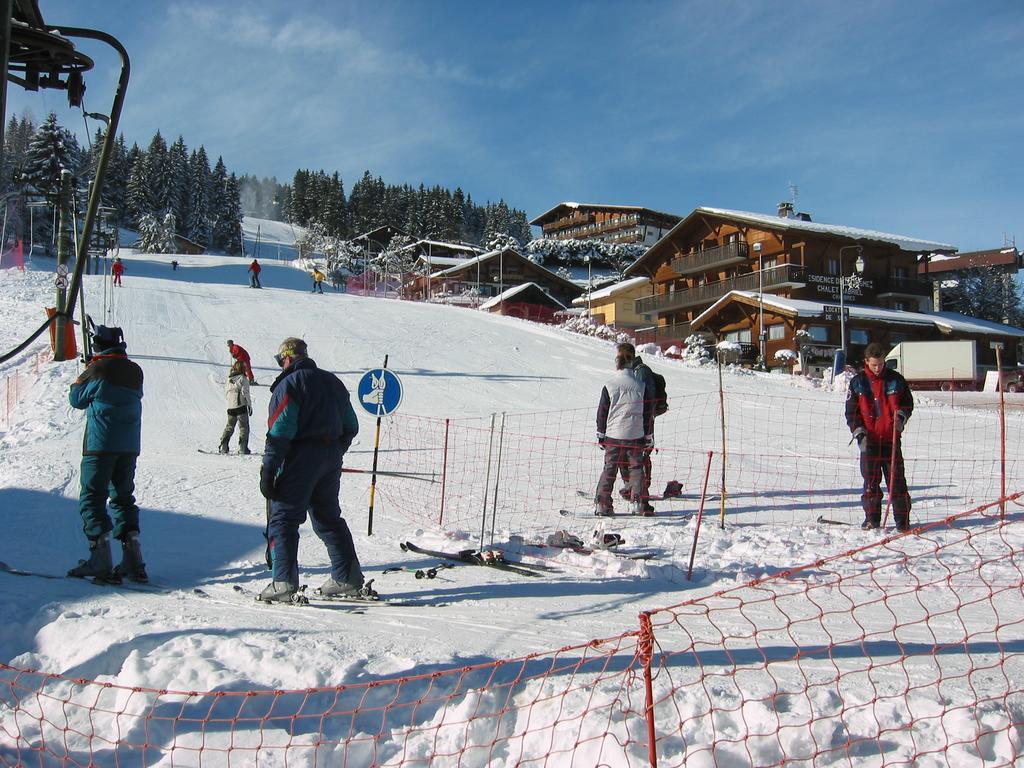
left=258, top=337, right=362, bottom=602
left=226, top=339, right=257, bottom=385
left=310, top=267, right=325, bottom=294
left=111, top=256, right=124, bottom=286
left=248, top=259, right=262, bottom=288
left=67, top=325, right=147, bottom=582
left=219, top=360, right=252, bottom=454
left=593, top=343, right=654, bottom=516
left=846, top=342, right=914, bottom=531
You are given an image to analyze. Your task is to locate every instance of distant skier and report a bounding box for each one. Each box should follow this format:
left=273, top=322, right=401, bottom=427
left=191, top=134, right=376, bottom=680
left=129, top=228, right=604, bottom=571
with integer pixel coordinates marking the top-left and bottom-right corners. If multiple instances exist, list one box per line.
left=226, top=339, right=257, bottom=385
left=593, top=343, right=654, bottom=516
left=258, top=337, right=361, bottom=603
left=67, top=325, right=147, bottom=583
left=219, top=361, right=252, bottom=454
left=248, top=259, right=262, bottom=288
left=171, top=260, right=179, bottom=271
left=311, top=267, right=325, bottom=294
left=111, top=256, right=124, bottom=286
left=846, top=342, right=914, bottom=531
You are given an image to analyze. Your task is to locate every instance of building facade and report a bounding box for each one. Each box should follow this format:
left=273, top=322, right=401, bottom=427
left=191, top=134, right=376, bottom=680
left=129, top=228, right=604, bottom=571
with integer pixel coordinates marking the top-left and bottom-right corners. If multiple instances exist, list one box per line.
left=625, top=204, right=962, bottom=367
left=530, top=203, right=681, bottom=247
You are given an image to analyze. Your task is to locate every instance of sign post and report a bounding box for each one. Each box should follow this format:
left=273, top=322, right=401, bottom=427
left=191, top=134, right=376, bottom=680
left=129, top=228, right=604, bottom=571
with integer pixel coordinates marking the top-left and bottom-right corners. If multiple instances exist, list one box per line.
left=356, top=358, right=404, bottom=535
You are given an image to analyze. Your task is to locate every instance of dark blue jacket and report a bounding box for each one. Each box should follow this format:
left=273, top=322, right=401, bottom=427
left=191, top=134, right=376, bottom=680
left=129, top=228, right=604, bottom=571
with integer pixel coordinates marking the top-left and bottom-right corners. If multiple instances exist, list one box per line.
left=264, top=357, right=359, bottom=472
left=69, top=344, right=144, bottom=455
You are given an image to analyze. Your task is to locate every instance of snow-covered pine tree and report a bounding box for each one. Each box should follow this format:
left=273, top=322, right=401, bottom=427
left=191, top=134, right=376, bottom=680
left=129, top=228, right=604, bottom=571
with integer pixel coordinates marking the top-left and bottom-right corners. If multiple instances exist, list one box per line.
left=186, top=147, right=211, bottom=247
left=24, top=112, right=76, bottom=194
left=167, top=136, right=190, bottom=233
left=144, top=131, right=169, bottom=216
left=124, top=144, right=147, bottom=226
left=209, top=156, right=229, bottom=250
left=942, top=265, right=1024, bottom=326
left=217, top=173, right=243, bottom=255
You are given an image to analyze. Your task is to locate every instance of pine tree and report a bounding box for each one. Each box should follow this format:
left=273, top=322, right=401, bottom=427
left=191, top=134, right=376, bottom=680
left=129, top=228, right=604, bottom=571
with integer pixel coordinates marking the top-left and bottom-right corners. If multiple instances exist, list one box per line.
left=942, top=265, right=1024, bottom=326
left=213, top=172, right=243, bottom=255
left=24, top=112, right=74, bottom=193
left=144, top=131, right=169, bottom=215
left=167, top=136, right=190, bottom=232
left=186, top=146, right=212, bottom=247
left=209, top=156, right=229, bottom=250
left=125, top=146, right=149, bottom=226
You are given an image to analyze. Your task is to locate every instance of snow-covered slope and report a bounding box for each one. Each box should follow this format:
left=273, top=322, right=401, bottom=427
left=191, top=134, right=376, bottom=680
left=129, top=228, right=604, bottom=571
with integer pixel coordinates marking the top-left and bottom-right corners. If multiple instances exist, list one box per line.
left=1, top=253, right=1021, bottom=764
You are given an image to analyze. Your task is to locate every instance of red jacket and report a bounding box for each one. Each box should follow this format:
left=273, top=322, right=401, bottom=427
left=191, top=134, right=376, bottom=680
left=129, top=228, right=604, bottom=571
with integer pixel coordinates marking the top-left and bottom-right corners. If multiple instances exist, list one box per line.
left=229, top=343, right=250, bottom=364
left=111, top=261, right=124, bottom=276
left=249, top=260, right=261, bottom=274
left=845, top=364, right=914, bottom=442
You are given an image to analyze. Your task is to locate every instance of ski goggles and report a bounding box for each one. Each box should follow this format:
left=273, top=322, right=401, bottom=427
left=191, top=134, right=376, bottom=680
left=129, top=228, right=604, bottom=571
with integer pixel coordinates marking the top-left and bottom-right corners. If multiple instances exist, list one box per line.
left=274, top=353, right=286, bottom=367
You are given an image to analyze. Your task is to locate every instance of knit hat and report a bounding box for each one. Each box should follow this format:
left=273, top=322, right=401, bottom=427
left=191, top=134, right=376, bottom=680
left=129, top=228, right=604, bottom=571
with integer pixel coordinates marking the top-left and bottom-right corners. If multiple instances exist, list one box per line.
left=277, top=337, right=307, bottom=359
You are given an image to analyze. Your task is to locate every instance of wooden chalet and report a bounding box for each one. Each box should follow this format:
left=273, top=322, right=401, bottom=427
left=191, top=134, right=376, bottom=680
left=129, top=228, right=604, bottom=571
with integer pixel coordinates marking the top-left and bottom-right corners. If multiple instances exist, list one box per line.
left=625, top=203, right=961, bottom=366
left=172, top=234, right=205, bottom=255
left=920, top=247, right=1022, bottom=311
left=420, top=248, right=583, bottom=307
left=352, top=225, right=409, bottom=255
left=480, top=283, right=567, bottom=323
left=530, top=203, right=681, bottom=247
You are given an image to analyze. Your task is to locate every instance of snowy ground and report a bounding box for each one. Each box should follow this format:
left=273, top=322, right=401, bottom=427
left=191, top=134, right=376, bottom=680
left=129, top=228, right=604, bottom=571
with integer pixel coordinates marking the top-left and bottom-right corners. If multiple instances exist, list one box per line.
left=1, top=252, right=1021, bottom=766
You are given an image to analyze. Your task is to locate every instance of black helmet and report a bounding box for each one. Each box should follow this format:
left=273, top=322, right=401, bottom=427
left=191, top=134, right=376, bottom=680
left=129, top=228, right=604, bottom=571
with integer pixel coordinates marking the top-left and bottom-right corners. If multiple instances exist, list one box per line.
left=92, top=325, right=124, bottom=351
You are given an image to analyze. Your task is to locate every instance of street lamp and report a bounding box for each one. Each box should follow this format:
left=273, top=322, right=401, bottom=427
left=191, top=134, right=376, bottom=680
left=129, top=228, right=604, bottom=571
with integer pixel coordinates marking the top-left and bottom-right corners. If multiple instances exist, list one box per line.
left=754, top=241, right=765, bottom=368
left=838, top=244, right=865, bottom=358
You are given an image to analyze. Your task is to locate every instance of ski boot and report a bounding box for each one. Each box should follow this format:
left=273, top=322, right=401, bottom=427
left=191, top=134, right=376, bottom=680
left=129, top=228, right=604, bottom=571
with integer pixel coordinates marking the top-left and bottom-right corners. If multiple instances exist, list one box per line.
left=218, top=440, right=230, bottom=454
left=258, top=580, right=302, bottom=603
left=238, top=444, right=251, bottom=455
left=68, top=534, right=119, bottom=582
left=861, top=517, right=881, bottom=530
left=114, top=532, right=148, bottom=583
left=630, top=500, right=655, bottom=517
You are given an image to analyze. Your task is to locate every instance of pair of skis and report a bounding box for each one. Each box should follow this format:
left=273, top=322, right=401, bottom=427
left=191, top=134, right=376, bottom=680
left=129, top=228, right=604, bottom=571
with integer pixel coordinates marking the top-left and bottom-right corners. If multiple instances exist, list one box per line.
left=400, top=541, right=556, bottom=578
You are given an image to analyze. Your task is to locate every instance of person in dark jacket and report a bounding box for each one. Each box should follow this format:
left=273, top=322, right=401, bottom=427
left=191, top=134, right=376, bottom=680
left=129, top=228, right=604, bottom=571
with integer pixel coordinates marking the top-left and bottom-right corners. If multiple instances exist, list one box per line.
left=616, top=345, right=663, bottom=515
left=68, top=325, right=146, bottom=582
left=594, top=343, right=654, bottom=516
left=845, top=342, right=914, bottom=531
left=258, top=337, right=361, bottom=602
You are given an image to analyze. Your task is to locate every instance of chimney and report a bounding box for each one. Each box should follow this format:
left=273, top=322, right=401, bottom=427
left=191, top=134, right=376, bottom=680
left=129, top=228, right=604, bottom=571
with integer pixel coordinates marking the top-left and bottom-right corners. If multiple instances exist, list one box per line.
left=796, top=211, right=812, bottom=221
left=777, top=201, right=794, bottom=218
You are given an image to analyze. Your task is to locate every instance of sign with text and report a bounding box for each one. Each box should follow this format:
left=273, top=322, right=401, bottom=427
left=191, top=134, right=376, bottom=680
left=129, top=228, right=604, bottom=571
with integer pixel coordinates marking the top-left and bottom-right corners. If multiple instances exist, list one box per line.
left=822, top=304, right=850, bottom=322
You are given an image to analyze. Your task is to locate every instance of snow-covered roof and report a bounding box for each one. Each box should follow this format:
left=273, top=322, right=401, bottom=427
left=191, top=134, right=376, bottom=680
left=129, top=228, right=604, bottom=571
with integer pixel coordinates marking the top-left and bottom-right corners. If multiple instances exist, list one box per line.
left=431, top=248, right=579, bottom=291
left=479, top=282, right=566, bottom=311
left=571, top=276, right=651, bottom=306
left=419, top=254, right=471, bottom=268
left=530, top=201, right=682, bottom=225
left=697, top=208, right=956, bottom=253
left=693, top=290, right=1024, bottom=337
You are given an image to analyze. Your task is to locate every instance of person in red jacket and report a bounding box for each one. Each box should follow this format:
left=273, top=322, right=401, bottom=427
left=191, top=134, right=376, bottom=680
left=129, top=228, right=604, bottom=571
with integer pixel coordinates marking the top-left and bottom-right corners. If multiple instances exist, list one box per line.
left=227, top=339, right=257, bottom=385
left=248, top=259, right=262, bottom=288
left=845, top=342, right=914, bottom=531
left=111, top=257, right=124, bottom=286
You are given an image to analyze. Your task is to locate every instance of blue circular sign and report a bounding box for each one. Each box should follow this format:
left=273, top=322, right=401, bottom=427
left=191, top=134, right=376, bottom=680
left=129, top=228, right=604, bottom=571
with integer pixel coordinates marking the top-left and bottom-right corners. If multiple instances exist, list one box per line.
left=357, top=368, right=404, bottom=417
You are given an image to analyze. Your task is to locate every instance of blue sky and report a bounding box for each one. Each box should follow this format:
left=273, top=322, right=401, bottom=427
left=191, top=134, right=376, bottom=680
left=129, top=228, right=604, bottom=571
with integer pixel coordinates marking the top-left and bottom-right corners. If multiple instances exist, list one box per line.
left=8, top=0, right=1022, bottom=251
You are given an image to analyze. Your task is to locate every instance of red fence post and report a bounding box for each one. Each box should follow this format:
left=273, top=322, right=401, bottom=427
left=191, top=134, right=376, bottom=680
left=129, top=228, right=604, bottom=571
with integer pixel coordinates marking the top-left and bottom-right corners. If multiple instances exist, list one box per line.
left=687, top=450, right=714, bottom=581
left=638, top=611, right=658, bottom=768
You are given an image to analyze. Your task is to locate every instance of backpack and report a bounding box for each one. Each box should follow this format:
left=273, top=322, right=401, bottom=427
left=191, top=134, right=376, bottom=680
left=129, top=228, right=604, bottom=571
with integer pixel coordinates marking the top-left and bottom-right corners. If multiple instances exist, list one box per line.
left=651, top=371, right=668, bottom=416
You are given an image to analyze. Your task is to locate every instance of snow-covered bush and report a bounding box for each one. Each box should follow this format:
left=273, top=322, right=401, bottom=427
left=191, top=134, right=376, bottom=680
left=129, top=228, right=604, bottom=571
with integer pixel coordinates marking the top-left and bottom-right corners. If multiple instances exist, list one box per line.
left=682, top=334, right=712, bottom=364
left=559, top=316, right=632, bottom=343
left=774, top=349, right=797, bottom=364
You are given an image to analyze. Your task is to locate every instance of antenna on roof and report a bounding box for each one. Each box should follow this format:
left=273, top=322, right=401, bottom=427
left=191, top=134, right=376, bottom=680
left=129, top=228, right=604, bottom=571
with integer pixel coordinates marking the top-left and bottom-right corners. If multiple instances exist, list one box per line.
left=789, top=182, right=799, bottom=207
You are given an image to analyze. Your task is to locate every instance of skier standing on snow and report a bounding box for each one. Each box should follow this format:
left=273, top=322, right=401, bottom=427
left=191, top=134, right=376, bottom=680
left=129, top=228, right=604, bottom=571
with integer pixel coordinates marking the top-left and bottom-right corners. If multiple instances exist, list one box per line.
left=594, top=343, right=654, bottom=516
left=845, top=342, right=914, bottom=532
left=226, top=339, right=257, bottom=385
left=67, top=325, right=147, bottom=583
left=219, top=361, right=252, bottom=454
left=111, top=256, right=124, bottom=286
left=616, top=343, right=662, bottom=515
left=248, top=259, right=262, bottom=288
left=310, top=267, right=325, bottom=294
left=258, top=337, right=362, bottom=602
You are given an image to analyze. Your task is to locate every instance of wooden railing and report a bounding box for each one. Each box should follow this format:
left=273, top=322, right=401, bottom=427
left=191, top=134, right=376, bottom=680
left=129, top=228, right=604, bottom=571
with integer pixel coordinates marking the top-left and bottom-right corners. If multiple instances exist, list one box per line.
left=635, top=264, right=806, bottom=314
left=670, top=241, right=749, bottom=275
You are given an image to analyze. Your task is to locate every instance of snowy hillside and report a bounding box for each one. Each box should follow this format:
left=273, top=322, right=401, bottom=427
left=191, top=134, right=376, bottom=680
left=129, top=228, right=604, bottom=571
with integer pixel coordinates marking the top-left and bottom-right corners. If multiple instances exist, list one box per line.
left=1, top=253, right=1022, bottom=766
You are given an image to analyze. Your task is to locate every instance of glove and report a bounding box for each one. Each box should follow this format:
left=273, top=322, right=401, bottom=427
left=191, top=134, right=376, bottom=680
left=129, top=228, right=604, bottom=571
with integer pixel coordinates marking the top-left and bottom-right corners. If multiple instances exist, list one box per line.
left=643, top=435, right=655, bottom=450
left=596, top=432, right=606, bottom=451
left=259, top=465, right=279, bottom=500
left=895, top=411, right=908, bottom=434
left=853, top=428, right=868, bottom=453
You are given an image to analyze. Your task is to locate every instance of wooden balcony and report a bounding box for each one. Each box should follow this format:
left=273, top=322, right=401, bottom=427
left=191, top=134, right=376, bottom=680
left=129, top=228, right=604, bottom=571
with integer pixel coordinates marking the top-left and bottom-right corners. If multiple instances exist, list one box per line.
left=633, top=321, right=693, bottom=345
left=670, top=241, right=749, bottom=275
left=875, top=277, right=932, bottom=298
left=635, top=264, right=807, bottom=315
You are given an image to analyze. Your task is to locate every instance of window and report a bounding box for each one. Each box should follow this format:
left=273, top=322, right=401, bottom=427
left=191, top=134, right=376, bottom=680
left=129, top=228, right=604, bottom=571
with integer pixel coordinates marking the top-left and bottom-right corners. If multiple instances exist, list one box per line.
left=725, top=329, right=752, bottom=343
left=827, top=258, right=840, bottom=276
left=808, top=325, right=829, bottom=342
left=763, top=256, right=778, bottom=270
left=893, top=301, right=908, bottom=311
left=768, top=324, right=786, bottom=340
left=893, top=266, right=908, bottom=278
left=850, top=329, right=870, bottom=345
left=890, top=333, right=911, bottom=344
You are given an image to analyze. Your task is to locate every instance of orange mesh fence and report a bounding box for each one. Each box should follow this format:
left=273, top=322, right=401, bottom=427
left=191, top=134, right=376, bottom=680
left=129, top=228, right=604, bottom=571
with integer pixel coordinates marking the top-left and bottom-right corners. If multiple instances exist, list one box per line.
left=1, top=350, right=49, bottom=429
left=360, top=391, right=1021, bottom=544
left=1, top=632, right=652, bottom=767
left=641, top=493, right=1024, bottom=766
left=2, top=496, right=1021, bottom=766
